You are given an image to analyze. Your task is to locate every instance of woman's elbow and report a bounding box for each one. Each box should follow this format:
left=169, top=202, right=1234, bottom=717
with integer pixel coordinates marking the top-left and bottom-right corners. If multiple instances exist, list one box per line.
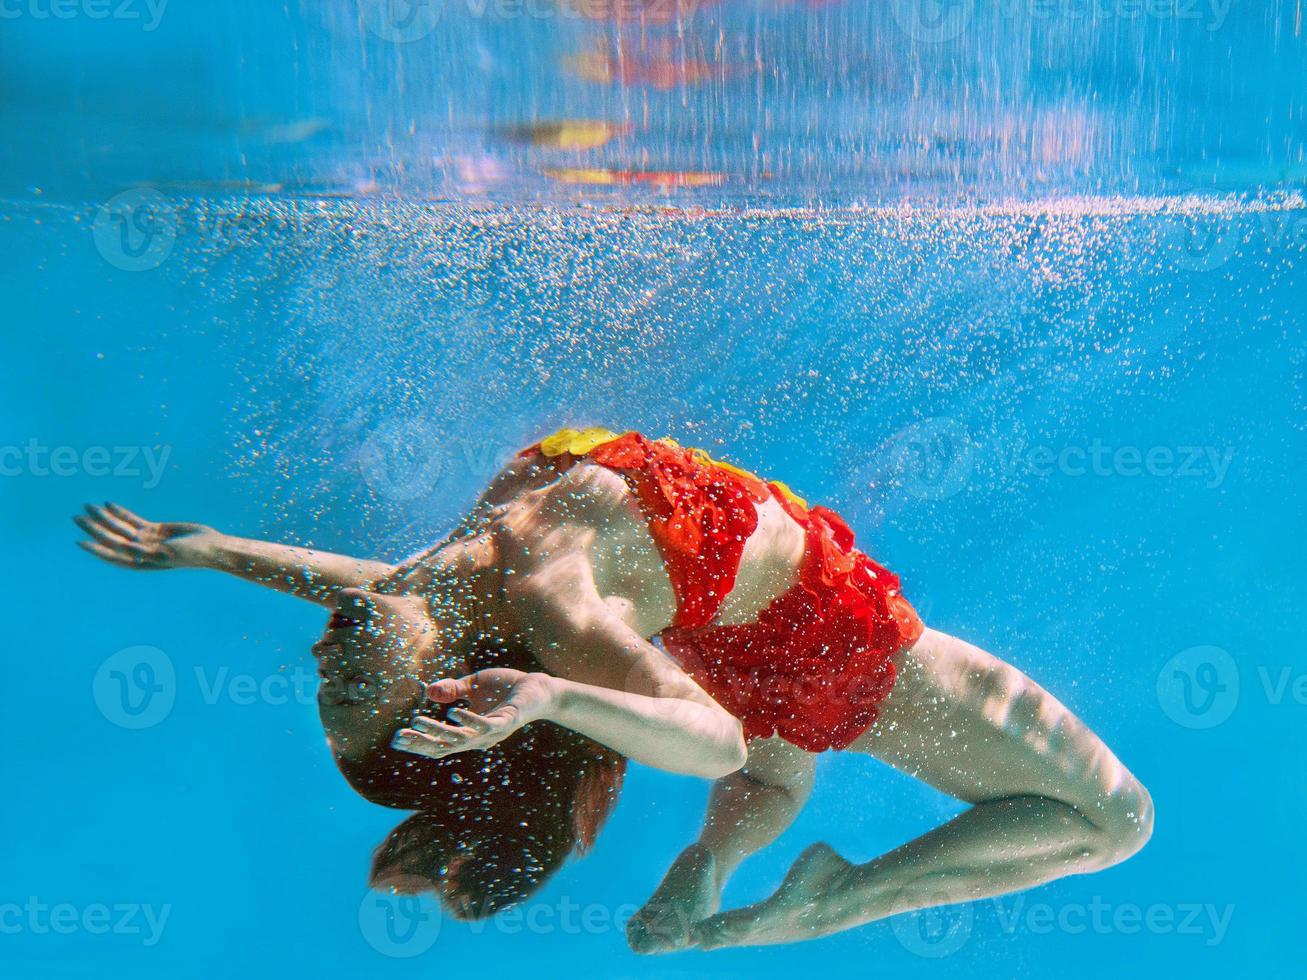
left=704, top=718, right=748, bottom=779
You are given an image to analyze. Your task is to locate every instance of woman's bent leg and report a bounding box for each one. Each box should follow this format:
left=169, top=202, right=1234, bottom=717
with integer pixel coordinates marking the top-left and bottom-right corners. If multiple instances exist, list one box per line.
left=694, top=629, right=1153, bottom=949
left=628, top=738, right=815, bottom=953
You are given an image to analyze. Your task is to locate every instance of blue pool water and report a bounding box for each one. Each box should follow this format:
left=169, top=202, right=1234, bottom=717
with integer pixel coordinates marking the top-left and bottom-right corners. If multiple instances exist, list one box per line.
left=3, top=3, right=1305, bottom=978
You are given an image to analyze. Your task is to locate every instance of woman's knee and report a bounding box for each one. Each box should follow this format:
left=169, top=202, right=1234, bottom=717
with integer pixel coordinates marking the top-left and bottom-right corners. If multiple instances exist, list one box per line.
left=1086, top=778, right=1154, bottom=868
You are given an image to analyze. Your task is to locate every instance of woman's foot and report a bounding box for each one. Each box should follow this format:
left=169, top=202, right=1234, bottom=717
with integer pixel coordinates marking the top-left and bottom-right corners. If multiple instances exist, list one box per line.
left=692, top=842, right=853, bottom=950
left=627, top=844, right=721, bottom=954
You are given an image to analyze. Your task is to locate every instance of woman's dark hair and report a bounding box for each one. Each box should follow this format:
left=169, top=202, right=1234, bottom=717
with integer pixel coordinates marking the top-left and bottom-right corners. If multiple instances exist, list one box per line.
left=333, top=639, right=626, bottom=920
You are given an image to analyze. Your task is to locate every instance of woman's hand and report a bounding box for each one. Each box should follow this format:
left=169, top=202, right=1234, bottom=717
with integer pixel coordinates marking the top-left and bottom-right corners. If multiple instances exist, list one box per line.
left=74, top=502, right=222, bottom=571
left=391, top=669, right=561, bottom=759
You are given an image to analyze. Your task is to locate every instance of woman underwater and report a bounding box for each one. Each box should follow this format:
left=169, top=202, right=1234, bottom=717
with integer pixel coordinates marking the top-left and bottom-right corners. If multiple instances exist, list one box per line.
left=75, top=426, right=1153, bottom=951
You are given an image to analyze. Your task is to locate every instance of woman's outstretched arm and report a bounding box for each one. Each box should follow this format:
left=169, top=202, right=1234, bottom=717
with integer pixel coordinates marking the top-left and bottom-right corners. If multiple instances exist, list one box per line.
left=75, top=502, right=392, bottom=607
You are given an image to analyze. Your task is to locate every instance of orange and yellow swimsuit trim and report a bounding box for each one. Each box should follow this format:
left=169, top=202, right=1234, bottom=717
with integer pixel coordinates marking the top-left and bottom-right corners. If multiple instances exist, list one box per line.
left=537, top=426, right=809, bottom=508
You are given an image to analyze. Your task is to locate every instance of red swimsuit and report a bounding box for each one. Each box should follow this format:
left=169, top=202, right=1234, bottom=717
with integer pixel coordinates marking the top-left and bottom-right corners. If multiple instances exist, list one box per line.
left=521, top=429, right=925, bottom=753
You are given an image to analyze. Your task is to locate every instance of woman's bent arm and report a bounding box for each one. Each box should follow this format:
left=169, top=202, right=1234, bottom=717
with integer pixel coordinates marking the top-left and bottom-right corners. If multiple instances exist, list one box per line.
left=422, top=534, right=751, bottom=779
left=546, top=676, right=747, bottom=779
left=398, top=667, right=747, bottom=780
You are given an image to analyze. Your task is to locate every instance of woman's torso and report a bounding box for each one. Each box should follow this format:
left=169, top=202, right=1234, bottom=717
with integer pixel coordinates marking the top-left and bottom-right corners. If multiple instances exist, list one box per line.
left=475, top=436, right=806, bottom=639
left=469, top=428, right=923, bottom=751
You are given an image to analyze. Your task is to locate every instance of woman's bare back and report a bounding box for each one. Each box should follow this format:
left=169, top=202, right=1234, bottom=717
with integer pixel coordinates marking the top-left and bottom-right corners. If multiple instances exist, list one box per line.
left=467, top=456, right=808, bottom=638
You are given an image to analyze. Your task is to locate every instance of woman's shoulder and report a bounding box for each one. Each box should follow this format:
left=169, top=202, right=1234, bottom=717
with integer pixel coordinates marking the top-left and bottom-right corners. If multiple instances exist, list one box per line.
left=486, top=457, right=641, bottom=545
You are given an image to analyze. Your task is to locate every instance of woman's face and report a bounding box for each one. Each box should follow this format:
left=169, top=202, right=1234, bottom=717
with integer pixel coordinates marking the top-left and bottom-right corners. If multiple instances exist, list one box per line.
left=313, top=588, right=442, bottom=760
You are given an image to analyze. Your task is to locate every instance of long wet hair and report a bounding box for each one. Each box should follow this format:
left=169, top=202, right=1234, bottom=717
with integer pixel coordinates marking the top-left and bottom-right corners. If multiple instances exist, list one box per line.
left=333, top=639, right=626, bottom=920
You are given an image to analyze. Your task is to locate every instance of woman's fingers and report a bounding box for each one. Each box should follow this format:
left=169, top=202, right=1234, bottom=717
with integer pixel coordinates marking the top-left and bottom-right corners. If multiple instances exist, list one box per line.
left=74, top=514, right=134, bottom=551
left=86, top=503, right=139, bottom=540
left=76, top=539, right=162, bottom=570
left=398, top=670, right=530, bottom=758
left=104, top=502, right=148, bottom=528
left=74, top=513, right=165, bottom=566
left=391, top=730, right=448, bottom=757
left=410, top=715, right=476, bottom=741
left=74, top=503, right=185, bottom=572
left=391, top=710, right=512, bottom=758
left=392, top=727, right=476, bottom=758
left=77, top=539, right=134, bottom=567
left=427, top=676, right=478, bottom=703
left=447, top=707, right=495, bottom=734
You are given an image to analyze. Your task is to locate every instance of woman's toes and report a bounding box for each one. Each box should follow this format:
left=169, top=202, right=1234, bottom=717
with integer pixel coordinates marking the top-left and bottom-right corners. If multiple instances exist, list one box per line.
left=628, top=895, right=703, bottom=953
left=692, top=909, right=752, bottom=950
left=626, top=908, right=689, bottom=954
left=784, top=842, right=852, bottom=895
left=627, top=846, right=718, bottom=954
